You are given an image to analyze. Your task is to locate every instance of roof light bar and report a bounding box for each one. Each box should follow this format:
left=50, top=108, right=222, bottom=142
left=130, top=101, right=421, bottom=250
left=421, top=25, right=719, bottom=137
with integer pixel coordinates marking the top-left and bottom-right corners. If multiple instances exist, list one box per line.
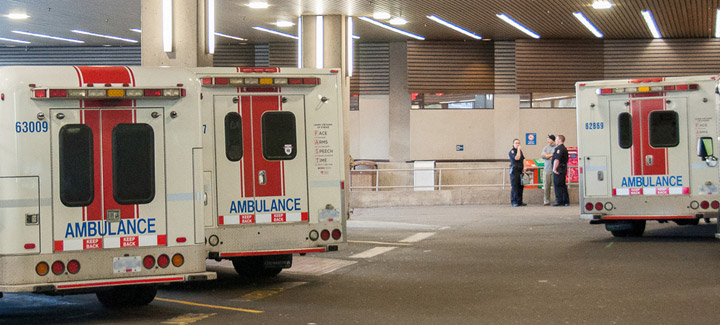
left=31, top=87, right=186, bottom=100
left=596, top=84, right=698, bottom=95
left=427, top=15, right=482, bottom=40
left=200, top=76, right=320, bottom=87
left=573, top=12, right=604, bottom=38
left=641, top=10, right=661, bottom=38
left=252, top=26, right=299, bottom=39
left=11, top=30, right=84, bottom=43
left=0, top=36, right=30, bottom=44
left=71, top=30, right=138, bottom=43
left=358, top=16, right=425, bottom=40
left=497, top=14, right=540, bottom=39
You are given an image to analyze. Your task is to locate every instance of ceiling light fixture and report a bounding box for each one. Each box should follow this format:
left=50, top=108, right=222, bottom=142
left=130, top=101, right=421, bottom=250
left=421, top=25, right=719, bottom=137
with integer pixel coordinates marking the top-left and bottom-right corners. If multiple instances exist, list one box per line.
left=592, top=0, right=613, bottom=10
left=352, top=35, right=360, bottom=39
left=71, top=30, right=138, bottom=43
left=389, top=17, right=407, bottom=25
left=215, top=32, right=247, bottom=41
left=297, top=17, right=303, bottom=68
left=11, top=30, right=84, bottom=43
left=248, top=2, right=269, bottom=9
left=208, top=0, right=215, bottom=54
left=162, top=0, right=172, bottom=52
left=358, top=16, right=425, bottom=40
left=715, top=9, right=720, bottom=38
left=129, top=28, right=142, bottom=33
left=348, top=16, right=353, bottom=77
left=641, top=10, right=661, bottom=38
left=497, top=14, right=540, bottom=39
left=6, top=12, right=29, bottom=20
left=573, top=12, right=604, bottom=38
left=373, top=12, right=391, bottom=20
left=427, top=15, right=482, bottom=40
left=316, top=16, right=324, bottom=69
left=276, top=20, right=295, bottom=27
left=252, top=26, right=299, bottom=39
left=0, top=36, right=30, bottom=44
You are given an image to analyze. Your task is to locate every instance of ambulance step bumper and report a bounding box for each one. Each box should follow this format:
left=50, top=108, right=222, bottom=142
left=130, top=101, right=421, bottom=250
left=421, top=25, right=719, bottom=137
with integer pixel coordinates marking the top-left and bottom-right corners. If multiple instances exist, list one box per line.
left=0, top=272, right=217, bottom=294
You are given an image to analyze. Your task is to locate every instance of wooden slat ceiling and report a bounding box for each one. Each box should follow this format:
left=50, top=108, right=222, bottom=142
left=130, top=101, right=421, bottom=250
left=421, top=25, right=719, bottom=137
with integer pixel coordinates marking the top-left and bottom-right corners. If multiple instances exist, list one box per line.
left=0, top=0, right=718, bottom=46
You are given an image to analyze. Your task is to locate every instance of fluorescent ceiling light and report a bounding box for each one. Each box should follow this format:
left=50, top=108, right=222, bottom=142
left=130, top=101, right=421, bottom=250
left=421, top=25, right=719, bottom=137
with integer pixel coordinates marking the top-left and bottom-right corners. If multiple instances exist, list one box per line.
left=276, top=20, right=295, bottom=27
left=641, top=10, right=661, bottom=38
left=208, top=0, right=215, bottom=54
left=215, top=32, right=246, bottom=41
left=162, top=0, right=172, bottom=52
left=248, top=2, right=269, bottom=9
left=297, top=17, right=302, bottom=68
left=71, top=30, right=138, bottom=43
left=253, top=26, right=298, bottom=39
left=6, top=12, right=29, bottom=20
left=592, top=0, right=613, bottom=10
left=716, top=9, right=720, bottom=38
left=427, top=15, right=482, bottom=40
left=348, top=16, right=353, bottom=77
left=389, top=17, right=407, bottom=25
left=573, top=12, right=604, bottom=38
left=496, top=14, right=540, bottom=39
left=352, top=35, right=360, bottom=39
left=358, top=16, right=425, bottom=40
left=11, top=30, right=84, bottom=43
left=129, top=28, right=142, bottom=33
left=373, top=12, right=391, bottom=20
left=0, top=36, right=30, bottom=44
left=316, top=16, right=324, bottom=69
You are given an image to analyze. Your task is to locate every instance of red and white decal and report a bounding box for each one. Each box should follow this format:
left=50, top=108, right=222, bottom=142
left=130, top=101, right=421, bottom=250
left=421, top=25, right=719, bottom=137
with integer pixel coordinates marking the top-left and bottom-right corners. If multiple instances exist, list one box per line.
left=613, top=187, right=689, bottom=196
left=219, top=212, right=308, bottom=225
left=53, top=235, right=167, bottom=252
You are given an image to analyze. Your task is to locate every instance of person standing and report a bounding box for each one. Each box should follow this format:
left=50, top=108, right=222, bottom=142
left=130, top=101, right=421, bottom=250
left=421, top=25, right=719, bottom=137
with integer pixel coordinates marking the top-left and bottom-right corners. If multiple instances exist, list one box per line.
left=552, top=135, right=570, bottom=206
left=509, top=139, right=526, bottom=207
left=540, top=135, right=557, bottom=206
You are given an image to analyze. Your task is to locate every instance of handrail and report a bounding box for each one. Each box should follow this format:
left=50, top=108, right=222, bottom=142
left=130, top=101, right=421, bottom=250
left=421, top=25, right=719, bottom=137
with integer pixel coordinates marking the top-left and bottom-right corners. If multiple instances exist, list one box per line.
left=349, top=165, right=578, bottom=191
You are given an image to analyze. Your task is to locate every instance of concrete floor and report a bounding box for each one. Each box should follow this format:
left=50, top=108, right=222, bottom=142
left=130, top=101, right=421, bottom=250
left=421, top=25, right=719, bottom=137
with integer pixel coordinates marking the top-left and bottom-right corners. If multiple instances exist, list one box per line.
left=1, top=204, right=719, bottom=323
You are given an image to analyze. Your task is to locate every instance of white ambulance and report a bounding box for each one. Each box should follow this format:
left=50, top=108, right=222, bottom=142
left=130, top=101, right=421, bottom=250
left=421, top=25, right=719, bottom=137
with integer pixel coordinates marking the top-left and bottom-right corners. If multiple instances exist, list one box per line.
left=576, top=76, right=720, bottom=237
left=194, top=67, right=346, bottom=277
left=0, top=66, right=215, bottom=306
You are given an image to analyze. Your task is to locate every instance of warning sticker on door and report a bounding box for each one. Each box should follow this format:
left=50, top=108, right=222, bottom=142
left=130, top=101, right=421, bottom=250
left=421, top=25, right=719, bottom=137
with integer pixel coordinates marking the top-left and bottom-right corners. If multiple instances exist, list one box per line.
left=312, top=123, right=335, bottom=176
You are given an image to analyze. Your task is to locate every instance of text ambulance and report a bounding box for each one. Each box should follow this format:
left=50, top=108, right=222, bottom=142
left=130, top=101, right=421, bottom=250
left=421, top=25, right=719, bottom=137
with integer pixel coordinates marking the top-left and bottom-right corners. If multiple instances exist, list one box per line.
left=195, top=67, right=346, bottom=277
left=0, top=66, right=215, bottom=306
left=576, top=76, right=719, bottom=237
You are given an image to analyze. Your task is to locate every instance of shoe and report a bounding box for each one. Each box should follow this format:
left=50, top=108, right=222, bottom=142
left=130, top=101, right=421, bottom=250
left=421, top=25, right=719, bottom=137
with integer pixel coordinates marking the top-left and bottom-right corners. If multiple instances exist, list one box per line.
left=552, top=203, right=562, bottom=206
left=519, top=203, right=527, bottom=206
left=563, top=204, right=569, bottom=206
left=544, top=203, right=550, bottom=206
left=512, top=204, right=519, bottom=207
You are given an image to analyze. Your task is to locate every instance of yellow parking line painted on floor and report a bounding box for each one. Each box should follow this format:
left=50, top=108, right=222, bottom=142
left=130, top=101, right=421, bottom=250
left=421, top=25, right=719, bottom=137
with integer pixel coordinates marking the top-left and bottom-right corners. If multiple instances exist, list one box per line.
left=155, top=297, right=264, bottom=314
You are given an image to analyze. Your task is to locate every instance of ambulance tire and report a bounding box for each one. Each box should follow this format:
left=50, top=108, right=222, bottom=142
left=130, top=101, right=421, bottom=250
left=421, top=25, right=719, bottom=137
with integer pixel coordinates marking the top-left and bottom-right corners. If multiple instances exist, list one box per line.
left=96, top=285, right=157, bottom=308
left=609, top=220, right=646, bottom=237
left=231, top=257, right=285, bottom=278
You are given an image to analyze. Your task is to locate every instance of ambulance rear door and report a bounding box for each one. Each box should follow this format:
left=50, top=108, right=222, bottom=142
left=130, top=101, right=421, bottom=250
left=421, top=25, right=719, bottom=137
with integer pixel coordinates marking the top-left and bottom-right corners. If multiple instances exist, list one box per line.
left=51, top=108, right=167, bottom=252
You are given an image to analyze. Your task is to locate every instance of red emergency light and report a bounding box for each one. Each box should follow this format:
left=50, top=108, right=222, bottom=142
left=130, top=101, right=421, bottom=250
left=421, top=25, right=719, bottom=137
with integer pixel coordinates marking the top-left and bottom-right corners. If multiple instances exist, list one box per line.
left=596, top=83, right=700, bottom=95
left=200, top=76, right=321, bottom=87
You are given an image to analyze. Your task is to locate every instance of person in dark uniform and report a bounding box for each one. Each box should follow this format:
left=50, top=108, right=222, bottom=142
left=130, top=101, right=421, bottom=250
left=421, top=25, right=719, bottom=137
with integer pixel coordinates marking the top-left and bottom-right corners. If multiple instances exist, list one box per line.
left=552, top=135, right=570, bottom=206
left=509, top=138, right=526, bottom=207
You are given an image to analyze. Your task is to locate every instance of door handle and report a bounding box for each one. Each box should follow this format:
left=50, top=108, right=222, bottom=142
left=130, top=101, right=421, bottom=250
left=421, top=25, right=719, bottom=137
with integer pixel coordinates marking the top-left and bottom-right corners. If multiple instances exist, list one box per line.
left=203, top=192, right=208, bottom=206
left=645, top=155, right=654, bottom=166
left=258, top=170, right=267, bottom=185
left=597, top=171, right=604, bottom=181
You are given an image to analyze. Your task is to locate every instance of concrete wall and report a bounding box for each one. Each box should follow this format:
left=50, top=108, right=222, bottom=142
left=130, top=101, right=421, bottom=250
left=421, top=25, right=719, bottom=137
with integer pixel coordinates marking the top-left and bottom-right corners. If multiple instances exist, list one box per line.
left=349, top=95, right=390, bottom=160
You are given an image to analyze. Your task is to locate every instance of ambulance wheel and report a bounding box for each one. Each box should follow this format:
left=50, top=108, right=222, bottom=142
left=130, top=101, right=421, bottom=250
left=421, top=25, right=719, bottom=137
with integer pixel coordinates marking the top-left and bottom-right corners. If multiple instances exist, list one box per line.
left=96, top=285, right=157, bottom=307
left=263, top=267, right=283, bottom=277
left=608, top=220, right=646, bottom=237
left=231, top=256, right=265, bottom=279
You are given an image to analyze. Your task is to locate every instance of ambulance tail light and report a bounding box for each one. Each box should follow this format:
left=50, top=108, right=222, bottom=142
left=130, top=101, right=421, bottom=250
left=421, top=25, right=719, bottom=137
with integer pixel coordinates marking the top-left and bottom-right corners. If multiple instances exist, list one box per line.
left=712, top=201, right=719, bottom=209
left=143, top=255, right=155, bottom=269
left=690, top=201, right=700, bottom=209
left=331, top=229, right=342, bottom=240
left=604, top=202, right=614, bottom=210
left=585, top=203, right=594, bottom=211
left=595, top=202, right=604, bottom=211
left=309, top=230, right=319, bottom=241
left=172, top=254, right=184, bottom=267
left=157, top=254, right=170, bottom=268
left=36, top=262, right=49, bottom=276
left=52, top=261, right=65, bottom=275
left=320, top=229, right=330, bottom=241
left=67, top=260, right=80, bottom=274
left=701, top=201, right=710, bottom=209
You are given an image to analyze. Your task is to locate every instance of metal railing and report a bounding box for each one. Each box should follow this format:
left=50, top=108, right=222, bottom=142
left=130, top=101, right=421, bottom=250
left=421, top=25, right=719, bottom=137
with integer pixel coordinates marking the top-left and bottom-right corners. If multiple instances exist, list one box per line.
left=349, top=165, right=578, bottom=191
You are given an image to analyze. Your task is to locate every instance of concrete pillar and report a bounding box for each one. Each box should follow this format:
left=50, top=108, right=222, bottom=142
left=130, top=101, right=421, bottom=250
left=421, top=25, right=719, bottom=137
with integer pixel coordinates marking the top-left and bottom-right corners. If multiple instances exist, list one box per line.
left=388, top=42, right=411, bottom=162
left=141, top=0, right=212, bottom=67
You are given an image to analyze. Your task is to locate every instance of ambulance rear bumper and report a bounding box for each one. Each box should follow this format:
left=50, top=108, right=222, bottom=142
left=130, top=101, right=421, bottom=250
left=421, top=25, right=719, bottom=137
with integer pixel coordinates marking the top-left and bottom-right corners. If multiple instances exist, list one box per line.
left=0, top=271, right=216, bottom=294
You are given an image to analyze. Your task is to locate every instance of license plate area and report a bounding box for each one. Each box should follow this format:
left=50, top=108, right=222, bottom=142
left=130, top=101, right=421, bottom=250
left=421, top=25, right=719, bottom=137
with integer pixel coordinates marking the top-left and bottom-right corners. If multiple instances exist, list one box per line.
left=113, top=256, right=142, bottom=273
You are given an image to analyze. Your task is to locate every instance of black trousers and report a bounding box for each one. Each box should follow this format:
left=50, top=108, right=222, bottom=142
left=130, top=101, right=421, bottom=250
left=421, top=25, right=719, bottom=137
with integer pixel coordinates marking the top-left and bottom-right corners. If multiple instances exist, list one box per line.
left=510, top=169, right=524, bottom=205
left=554, top=171, right=569, bottom=205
